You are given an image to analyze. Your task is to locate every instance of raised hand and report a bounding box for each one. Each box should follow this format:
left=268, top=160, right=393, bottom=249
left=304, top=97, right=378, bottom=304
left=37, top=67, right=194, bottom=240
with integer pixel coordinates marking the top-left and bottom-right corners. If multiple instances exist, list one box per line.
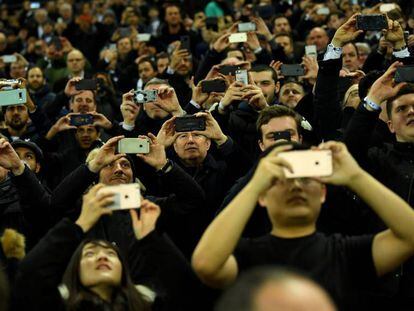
left=136, top=133, right=168, bottom=170
left=120, top=90, right=140, bottom=126
left=64, top=77, right=82, bottom=97
left=0, top=138, right=24, bottom=175
left=157, top=116, right=179, bottom=147
left=193, top=112, right=227, bottom=145
left=130, top=199, right=161, bottom=240
left=88, top=136, right=126, bottom=173
left=332, top=14, right=364, bottom=47
left=46, top=114, right=77, bottom=140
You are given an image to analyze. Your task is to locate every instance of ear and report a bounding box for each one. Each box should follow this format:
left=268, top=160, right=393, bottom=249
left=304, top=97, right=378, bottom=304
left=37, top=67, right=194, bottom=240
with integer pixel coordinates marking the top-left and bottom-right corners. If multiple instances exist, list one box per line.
left=275, top=81, right=281, bottom=94
left=320, top=184, right=326, bottom=204
left=205, top=138, right=211, bottom=151
left=387, top=120, right=395, bottom=133
left=258, top=139, right=265, bottom=152
left=35, top=163, right=41, bottom=174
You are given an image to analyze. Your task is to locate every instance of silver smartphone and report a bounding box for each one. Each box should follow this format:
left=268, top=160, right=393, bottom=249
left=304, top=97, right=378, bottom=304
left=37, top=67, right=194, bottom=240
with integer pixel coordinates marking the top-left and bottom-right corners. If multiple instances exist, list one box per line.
left=305, top=45, right=317, bottom=58
left=97, top=183, right=141, bottom=210
left=137, top=33, right=151, bottom=42
left=118, top=138, right=150, bottom=154
left=238, top=22, right=256, bottom=32
left=278, top=150, right=333, bottom=178
left=2, top=55, right=17, bottom=63
left=229, top=33, right=247, bottom=43
left=235, top=69, right=249, bottom=85
left=0, top=89, right=27, bottom=106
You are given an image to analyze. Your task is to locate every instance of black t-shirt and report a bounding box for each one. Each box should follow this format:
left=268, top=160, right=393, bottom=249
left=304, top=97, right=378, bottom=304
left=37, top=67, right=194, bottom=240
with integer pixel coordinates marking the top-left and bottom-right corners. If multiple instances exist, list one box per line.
left=234, top=232, right=378, bottom=310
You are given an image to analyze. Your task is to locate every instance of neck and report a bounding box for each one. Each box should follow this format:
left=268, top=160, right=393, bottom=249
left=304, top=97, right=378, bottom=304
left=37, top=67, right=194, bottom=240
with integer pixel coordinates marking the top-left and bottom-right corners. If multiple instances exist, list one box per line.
left=181, top=157, right=204, bottom=168
left=271, top=224, right=316, bottom=238
left=90, top=285, right=113, bottom=303
left=168, top=23, right=180, bottom=34
left=8, top=125, right=28, bottom=137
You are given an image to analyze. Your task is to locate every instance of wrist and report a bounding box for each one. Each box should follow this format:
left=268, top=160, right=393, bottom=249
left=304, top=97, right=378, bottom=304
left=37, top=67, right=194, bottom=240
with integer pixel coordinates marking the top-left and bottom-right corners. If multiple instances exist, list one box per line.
left=331, top=38, right=343, bottom=48
left=154, top=159, right=168, bottom=171
left=215, top=134, right=228, bottom=146
left=171, top=108, right=185, bottom=117
left=365, top=95, right=382, bottom=109
left=87, top=161, right=100, bottom=173
left=75, top=218, right=92, bottom=233
left=11, top=161, right=25, bottom=176
left=346, top=168, right=367, bottom=190
left=394, top=40, right=406, bottom=50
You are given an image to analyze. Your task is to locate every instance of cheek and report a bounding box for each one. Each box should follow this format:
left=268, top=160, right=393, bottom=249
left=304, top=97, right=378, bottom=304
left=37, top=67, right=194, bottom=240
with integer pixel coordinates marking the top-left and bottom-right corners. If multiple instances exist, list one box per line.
left=79, top=259, right=94, bottom=286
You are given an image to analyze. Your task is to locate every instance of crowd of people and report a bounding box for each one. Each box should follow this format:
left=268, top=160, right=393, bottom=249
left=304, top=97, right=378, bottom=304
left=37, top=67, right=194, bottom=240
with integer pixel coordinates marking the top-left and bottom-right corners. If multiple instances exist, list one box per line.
left=1, top=0, right=414, bottom=310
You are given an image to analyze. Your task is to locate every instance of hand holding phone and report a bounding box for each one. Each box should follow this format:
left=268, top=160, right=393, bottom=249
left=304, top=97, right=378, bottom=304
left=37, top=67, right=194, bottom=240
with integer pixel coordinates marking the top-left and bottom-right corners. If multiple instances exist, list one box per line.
left=97, top=183, right=141, bottom=210
left=280, top=64, right=305, bottom=77
left=229, top=33, right=247, bottom=43
left=278, top=150, right=333, bottom=178
left=69, top=114, right=94, bottom=126
left=175, top=115, right=206, bottom=132
left=201, top=80, right=227, bottom=93
left=75, top=79, right=98, bottom=91
left=356, top=15, right=387, bottom=31
left=118, top=138, right=150, bottom=154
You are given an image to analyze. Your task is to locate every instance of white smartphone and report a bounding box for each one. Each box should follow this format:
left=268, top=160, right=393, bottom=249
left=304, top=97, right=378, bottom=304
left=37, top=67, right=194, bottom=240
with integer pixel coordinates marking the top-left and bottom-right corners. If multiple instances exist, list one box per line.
left=2, top=55, right=17, bottom=63
left=238, top=22, right=256, bottom=32
left=229, top=33, right=247, bottom=43
left=316, top=7, right=330, bottom=15
left=380, top=4, right=396, bottom=13
left=305, top=45, right=317, bottom=58
left=278, top=150, right=333, bottom=179
left=137, top=33, right=151, bottom=42
left=235, top=69, right=249, bottom=85
left=97, top=183, right=141, bottom=210
left=118, top=138, right=150, bottom=154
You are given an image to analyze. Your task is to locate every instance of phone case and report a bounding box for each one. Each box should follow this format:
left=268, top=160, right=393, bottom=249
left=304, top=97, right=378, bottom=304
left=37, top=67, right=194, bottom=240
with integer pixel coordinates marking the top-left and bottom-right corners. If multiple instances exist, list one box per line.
left=356, top=15, right=387, bottom=31
left=235, top=70, right=249, bottom=85
left=70, top=114, right=94, bottom=126
left=75, top=79, right=97, bottom=91
left=395, top=66, right=414, bottom=83
left=281, top=64, right=305, bottom=76
left=218, top=65, right=240, bottom=75
left=0, top=89, right=27, bottom=106
left=118, top=138, right=150, bottom=154
left=134, top=90, right=157, bottom=104
left=175, top=116, right=206, bottom=132
left=97, top=184, right=141, bottom=210
left=278, top=150, right=333, bottom=178
left=201, top=80, right=226, bottom=93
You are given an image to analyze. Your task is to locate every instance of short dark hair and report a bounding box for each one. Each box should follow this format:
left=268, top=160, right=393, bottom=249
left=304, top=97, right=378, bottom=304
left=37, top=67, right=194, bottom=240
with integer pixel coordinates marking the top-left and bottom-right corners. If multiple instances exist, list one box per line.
left=386, top=84, right=414, bottom=118
left=138, top=57, right=157, bottom=72
left=70, top=89, right=97, bottom=105
left=343, top=41, right=359, bottom=58
left=250, top=64, right=278, bottom=83
left=256, top=105, right=301, bottom=141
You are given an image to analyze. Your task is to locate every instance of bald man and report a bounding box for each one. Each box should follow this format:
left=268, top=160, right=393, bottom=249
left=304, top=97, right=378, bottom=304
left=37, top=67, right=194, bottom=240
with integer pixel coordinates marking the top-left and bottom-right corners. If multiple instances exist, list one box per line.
left=308, top=27, right=330, bottom=54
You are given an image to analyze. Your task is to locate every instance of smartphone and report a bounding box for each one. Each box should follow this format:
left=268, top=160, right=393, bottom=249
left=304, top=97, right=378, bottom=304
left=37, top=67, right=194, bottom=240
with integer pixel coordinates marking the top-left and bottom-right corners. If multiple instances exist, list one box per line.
left=316, top=7, right=330, bottom=15
left=238, top=22, right=256, bottom=32
left=380, top=3, right=397, bottom=13
left=119, top=27, right=131, bottom=37
left=175, top=116, right=206, bottom=132
left=272, top=131, right=291, bottom=142
left=0, top=79, right=20, bottom=87
left=278, top=150, right=333, bottom=178
left=134, top=90, right=157, bottom=104
left=201, top=79, right=227, bottom=93
left=180, top=35, right=190, bottom=51
left=395, top=65, right=414, bottom=83
left=97, top=183, right=141, bottom=210
left=280, top=64, right=305, bottom=77
left=0, top=89, right=27, bottom=106
left=305, top=45, right=317, bottom=58
left=235, top=69, right=249, bottom=85
left=229, top=33, right=247, bottom=43
left=57, top=17, right=64, bottom=23
left=70, top=114, right=94, bottom=126
left=206, top=17, right=218, bottom=31
left=137, top=33, right=151, bottom=42
left=218, top=65, right=241, bottom=75
left=2, top=55, right=17, bottom=63
left=108, top=43, right=117, bottom=50
left=75, top=79, right=98, bottom=91
left=51, top=36, right=62, bottom=51
left=356, top=15, right=387, bottom=31
left=118, top=138, right=150, bottom=154
left=30, top=2, right=40, bottom=9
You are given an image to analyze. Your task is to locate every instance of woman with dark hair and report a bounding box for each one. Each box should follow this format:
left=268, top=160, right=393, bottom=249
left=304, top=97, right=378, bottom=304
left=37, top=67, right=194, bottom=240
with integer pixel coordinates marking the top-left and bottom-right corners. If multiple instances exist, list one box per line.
left=12, top=183, right=172, bottom=311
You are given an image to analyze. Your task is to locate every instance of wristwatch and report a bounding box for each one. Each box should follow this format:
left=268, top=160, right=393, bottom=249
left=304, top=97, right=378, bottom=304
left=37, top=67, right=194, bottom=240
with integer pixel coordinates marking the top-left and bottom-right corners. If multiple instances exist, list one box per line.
left=363, top=97, right=381, bottom=111
left=157, top=159, right=173, bottom=176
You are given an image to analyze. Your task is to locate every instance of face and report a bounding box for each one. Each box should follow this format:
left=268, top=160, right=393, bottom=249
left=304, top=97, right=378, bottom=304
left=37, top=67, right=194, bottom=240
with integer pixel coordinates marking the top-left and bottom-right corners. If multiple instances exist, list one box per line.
left=28, top=67, right=44, bottom=90
left=227, top=50, right=244, bottom=61
left=173, top=132, right=211, bottom=165
left=157, top=57, right=169, bottom=73
left=75, top=125, right=99, bottom=149
left=79, top=243, right=122, bottom=289
left=259, top=176, right=326, bottom=228
left=275, top=35, right=293, bottom=55
left=117, top=37, right=132, bottom=55
left=250, top=71, right=278, bottom=104
left=259, top=116, right=300, bottom=151
left=99, top=157, right=133, bottom=185
left=175, top=55, right=192, bottom=76
left=70, top=90, right=96, bottom=113
left=327, top=14, right=342, bottom=29
left=67, top=51, right=85, bottom=74
left=10, top=62, right=26, bottom=79
left=142, top=84, right=170, bottom=119
left=388, top=94, right=414, bottom=143
left=274, top=17, right=291, bottom=33
left=5, top=105, right=29, bottom=131
left=15, top=146, right=40, bottom=173
left=308, top=28, right=329, bottom=53
left=165, top=6, right=181, bottom=26
left=138, top=61, right=157, bottom=83
left=342, top=43, right=359, bottom=72
left=279, top=83, right=305, bottom=109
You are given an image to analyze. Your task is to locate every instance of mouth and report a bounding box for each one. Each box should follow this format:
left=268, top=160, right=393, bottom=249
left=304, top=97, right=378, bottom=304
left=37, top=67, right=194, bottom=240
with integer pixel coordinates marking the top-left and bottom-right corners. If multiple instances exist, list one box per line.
left=406, top=120, right=414, bottom=126
left=110, top=176, right=128, bottom=183
left=286, top=196, right=308, bottom=205
left=96, top=264, right=112, bottom=271
left=185, top=147, right=198, bottom=151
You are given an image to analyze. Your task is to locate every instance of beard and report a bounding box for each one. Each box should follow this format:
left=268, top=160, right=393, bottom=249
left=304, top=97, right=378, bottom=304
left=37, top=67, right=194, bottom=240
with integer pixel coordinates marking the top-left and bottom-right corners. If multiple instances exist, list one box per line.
left=6, top=118, right=26, bottom=131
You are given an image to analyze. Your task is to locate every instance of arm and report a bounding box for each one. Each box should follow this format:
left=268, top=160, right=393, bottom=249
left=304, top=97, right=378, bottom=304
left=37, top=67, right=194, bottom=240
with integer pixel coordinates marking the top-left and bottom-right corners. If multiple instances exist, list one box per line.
left=192, top=144, right=294, bottom=288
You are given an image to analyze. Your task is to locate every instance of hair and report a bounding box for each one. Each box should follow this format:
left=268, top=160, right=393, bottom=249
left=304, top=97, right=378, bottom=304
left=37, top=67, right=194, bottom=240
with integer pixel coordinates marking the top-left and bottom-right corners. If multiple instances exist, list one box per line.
left=138, top=57, right=157, bottom=72
left=358, top=70, right=382, bottom=100
left=342, top=41, right=359, bottom=58
left=386, top=84, right=414, bottom=118
left=342, top=84, right=359, bottom=109
left=62, top=239, right=151, bottom=311
left=70, top=89, right=97, bottom=106
left=250, top=64, right=278, bottom=82
left=256, top=105, right=302, bottom=141
left=145, top=77, right=170, bottom=88
left=156, top=52, right=169, bottom=60
left=27, top=66, right=44, bottom=79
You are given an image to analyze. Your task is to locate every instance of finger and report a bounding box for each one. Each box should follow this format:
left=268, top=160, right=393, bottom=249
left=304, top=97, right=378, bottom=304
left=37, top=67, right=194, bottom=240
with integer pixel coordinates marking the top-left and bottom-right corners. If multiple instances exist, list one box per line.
left=100, top=196, right=115, bottom=207
left=106, top=135, right=125, bottom=147
left=147, top=132, right=157, bottom=143
left=267, top=144, right=293, bottom=157
left=89, top=183, right=106, bottom=195
left=130, top=209, right=140, bottom=224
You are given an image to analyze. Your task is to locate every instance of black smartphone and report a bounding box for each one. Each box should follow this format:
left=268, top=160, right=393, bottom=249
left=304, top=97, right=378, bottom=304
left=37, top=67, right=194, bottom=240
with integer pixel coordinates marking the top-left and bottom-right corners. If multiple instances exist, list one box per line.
left=206, top=17, right=218, bottom=31
left=272, top=131, right=291, bottom=141
left=70, top=114, right=94, bottom=126
left=218, top=65, right=241, bottom=76
left=75, top=79, right=98, bottom=91
left=51, top=36, right=62, bottom=51
left=356, top=14, right=387, bottom=31
left=175, top=116, right=206, bottom=132
left=395, top=65, right=414, bottom=83
left=280, top=64, right=305, bottom=77
left=119, top=27, right=131, bottom=37
left=180, top=35, right=190, bottom=51
left=201, top=80, right=227, bottom=93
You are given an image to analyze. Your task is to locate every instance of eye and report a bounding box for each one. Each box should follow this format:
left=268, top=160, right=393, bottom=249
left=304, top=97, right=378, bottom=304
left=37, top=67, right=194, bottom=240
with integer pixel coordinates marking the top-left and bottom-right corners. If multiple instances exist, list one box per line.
left=397, top=106, right=407, bottom=112
left=107, top=250, right=117, bottom=257
left=84, top=251, right=95, bottom=257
